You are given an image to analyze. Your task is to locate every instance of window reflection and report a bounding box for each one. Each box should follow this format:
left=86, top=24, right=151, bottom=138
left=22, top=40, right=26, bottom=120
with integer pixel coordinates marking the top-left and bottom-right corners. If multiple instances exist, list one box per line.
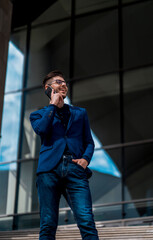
left=5, top=42, right=24, bottom=92
left=0, top=163, right=17, bottom=215
left=0, top=42, right=24, bottom=170
left=90, top=132, right=121, bottom=177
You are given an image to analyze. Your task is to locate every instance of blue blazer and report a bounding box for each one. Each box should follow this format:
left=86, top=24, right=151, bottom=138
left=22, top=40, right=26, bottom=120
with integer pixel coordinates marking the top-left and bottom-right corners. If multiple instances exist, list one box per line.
left=30, top=104, right=94, bottom=174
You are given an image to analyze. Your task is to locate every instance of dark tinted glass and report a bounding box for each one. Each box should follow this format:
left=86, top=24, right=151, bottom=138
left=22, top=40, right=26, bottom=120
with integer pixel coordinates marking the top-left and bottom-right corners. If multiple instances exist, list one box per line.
left=123, top=1, right=153, bottom=68
left=32, top=0, right=71, bottom=25
left=76, top=0, right=118, bottom=15
left=124, top=143, right=153, bottom=201
left=124, top=67, right=153, bottom=142
left=73, top=74, right=120, bottom=145
left=74, top=10, right=119, bottom=78
left=90, top=148, right=121, bottom=205
left=27, top=21, right=70, bottom=88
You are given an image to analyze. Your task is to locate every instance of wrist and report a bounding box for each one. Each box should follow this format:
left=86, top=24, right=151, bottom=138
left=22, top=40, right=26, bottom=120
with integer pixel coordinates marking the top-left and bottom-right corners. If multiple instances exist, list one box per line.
left=82, top=158, right=88, bottom=164
left=49, top=100, right=58, bottom=106
left=82, top=156, right=90, bottom=165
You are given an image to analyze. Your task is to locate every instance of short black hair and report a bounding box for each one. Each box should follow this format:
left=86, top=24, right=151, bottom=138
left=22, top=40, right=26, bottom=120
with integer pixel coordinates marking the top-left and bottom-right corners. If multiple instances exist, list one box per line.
left=42, top=70, right=64, bottom=88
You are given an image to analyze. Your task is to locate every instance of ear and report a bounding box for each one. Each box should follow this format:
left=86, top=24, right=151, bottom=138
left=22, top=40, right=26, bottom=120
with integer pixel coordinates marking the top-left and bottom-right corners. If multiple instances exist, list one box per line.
left=44, top=85, right=48, bottom=90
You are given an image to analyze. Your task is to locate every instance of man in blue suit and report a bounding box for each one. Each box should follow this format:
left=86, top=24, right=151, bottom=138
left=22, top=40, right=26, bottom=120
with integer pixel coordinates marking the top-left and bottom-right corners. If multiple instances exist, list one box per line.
left=30, top=70, right=99, bottom=240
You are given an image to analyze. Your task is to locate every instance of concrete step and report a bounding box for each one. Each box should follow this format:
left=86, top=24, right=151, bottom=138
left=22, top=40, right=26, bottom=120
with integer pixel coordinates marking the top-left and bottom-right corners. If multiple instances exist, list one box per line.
left=0, top=224, right=153, bottom=239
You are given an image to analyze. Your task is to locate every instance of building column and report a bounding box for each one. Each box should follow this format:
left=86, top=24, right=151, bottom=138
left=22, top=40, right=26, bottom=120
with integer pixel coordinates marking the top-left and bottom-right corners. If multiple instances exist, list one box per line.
left=0, top=0, right=12, bottom=136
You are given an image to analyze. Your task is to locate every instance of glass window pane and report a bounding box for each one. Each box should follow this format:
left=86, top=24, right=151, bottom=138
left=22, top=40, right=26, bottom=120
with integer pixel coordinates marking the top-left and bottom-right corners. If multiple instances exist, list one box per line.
left=124, top=66, right=153, bottom=142
left=14, top=214, right=40, bottom=229
left=74, top=10, right=119, bottom=78
left=0, top=92, right=22, bottom=163
left=125, top=143, right=153, bottom=203
left=5, top=31, right=26, bottom=92
left=122, top=0, right=142, bottom=4
left=17, top=160, right=38, bottom=214
left=0, top=217, right=13, bottom=231
left=123, top=1, right=153, bottom=68
left=90, top=148, right=121, bottom=206
left=32, top=0, right=71, bottom=26
left=73, top=74, right=120, bottom=145
left=27, top=21, right=70, bottom=88
left=76, top=0, right=118, bottom=15
left=94, top=204, right=122, bottom=221
left=21, top=88, right=46, bottom=160
left=0, top=162, right=17, bottom=215
left=125, top=201, right=153, bottom=219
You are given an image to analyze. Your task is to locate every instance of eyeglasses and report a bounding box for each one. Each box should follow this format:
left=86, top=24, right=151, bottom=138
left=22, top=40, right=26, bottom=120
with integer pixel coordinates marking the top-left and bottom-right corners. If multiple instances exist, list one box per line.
left=48, top=79, right=67, bottom=85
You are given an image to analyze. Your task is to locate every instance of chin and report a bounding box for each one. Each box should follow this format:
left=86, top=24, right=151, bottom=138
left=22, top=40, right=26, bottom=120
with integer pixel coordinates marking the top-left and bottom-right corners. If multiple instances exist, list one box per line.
left=61, top=92, right=67, bottom=99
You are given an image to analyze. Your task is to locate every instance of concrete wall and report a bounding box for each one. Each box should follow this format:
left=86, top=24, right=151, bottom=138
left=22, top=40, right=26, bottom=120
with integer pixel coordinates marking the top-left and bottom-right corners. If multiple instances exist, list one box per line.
left=0, top=0, right=12, bottom=136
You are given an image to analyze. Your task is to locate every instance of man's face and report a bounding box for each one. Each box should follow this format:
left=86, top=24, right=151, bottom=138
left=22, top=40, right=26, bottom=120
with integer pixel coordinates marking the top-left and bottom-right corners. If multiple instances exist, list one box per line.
left=45, top=76, right=68, bottom=99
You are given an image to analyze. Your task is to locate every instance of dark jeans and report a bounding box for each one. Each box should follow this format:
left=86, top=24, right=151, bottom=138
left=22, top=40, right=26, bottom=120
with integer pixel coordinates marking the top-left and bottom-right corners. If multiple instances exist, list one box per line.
left=36, top=155, right=99, bottom=240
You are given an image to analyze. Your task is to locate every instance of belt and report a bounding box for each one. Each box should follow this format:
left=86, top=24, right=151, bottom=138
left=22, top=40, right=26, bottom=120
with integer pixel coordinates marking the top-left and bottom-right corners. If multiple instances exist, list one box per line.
left=62, top=154, right=73, bottom=159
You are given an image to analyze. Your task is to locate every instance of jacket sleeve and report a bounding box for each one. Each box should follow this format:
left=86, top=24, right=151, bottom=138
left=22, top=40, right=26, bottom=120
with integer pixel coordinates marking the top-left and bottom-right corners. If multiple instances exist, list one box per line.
left=82, top=109, right=95, bottom=165
left=29, top=104, right=57, bottom=136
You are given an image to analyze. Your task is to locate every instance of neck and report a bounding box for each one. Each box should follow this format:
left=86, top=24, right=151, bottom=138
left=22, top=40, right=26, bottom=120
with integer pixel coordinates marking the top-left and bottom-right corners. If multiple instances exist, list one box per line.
left=57, top=102, right=64, bottom=108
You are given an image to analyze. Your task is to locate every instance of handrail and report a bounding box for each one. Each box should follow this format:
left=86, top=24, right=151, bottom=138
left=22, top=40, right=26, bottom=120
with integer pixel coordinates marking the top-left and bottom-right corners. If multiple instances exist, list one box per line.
left=0, top=198, right=153, bottom=219
left=0, top=157, right=38, bottom=166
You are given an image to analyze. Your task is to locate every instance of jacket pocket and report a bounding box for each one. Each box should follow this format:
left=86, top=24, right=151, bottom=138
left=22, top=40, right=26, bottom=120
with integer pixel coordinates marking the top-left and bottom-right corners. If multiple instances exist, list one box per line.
left=40, top=145, right=53, bottom=154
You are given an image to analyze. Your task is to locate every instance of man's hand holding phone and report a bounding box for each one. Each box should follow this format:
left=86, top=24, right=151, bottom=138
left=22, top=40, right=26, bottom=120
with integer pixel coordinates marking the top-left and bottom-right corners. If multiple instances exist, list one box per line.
left=48, top=87, right=64, bottom=108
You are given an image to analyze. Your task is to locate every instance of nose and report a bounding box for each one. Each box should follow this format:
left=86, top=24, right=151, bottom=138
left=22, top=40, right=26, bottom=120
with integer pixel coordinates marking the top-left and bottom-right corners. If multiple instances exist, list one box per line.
left=61, top=82, right=66, bottom=86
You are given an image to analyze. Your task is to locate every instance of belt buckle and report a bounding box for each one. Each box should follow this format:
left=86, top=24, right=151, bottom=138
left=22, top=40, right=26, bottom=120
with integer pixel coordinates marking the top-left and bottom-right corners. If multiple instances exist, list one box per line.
left=63, top=154, right=73, bottom=159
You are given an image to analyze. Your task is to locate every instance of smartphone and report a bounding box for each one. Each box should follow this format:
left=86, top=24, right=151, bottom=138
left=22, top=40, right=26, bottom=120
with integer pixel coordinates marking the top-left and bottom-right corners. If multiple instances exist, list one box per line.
left=45, top=87, right=52, bottom=99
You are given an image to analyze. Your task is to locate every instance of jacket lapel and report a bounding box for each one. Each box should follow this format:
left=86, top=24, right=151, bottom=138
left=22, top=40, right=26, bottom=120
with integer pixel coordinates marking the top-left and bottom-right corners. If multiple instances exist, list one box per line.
left=66, top=105, right=75, bottom=133
left=55, top=112, right=61, bottom=120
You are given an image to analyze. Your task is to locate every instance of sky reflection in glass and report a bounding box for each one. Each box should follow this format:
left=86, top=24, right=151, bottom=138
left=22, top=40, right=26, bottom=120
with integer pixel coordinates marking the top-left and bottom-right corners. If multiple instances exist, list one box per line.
left=0, top=42, right=24, bottom=170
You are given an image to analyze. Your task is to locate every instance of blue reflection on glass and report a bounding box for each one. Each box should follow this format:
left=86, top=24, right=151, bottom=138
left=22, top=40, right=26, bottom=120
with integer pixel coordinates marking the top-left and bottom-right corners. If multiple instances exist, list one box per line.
left=0, top=42, right=24, bottom=170
left=89, top=132, right=121, bottom=178
left=5, top=42, right=24, bottom=92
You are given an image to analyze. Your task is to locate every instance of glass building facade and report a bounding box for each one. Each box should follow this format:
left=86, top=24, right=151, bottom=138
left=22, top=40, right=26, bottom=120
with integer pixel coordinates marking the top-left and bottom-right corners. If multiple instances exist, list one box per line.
left=0, top=0, right=153, bottom=230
